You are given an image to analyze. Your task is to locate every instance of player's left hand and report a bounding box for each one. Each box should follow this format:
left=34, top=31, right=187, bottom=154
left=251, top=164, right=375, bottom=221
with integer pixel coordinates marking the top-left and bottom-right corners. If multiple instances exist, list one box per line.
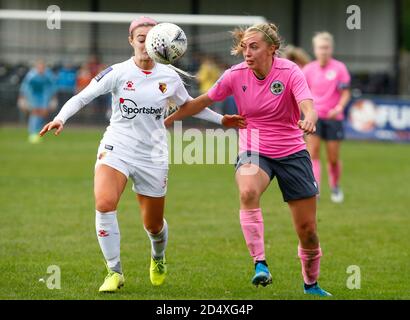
left=222, top=114, right=247, bottom=128
left=327, top=105, right=343, bottom=119
left=297, top=120, right=316, bottom=134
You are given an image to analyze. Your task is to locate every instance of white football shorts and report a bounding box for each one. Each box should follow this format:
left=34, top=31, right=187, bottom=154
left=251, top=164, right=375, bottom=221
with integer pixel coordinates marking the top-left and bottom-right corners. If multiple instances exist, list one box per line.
left=95, top=144, right=168, bottom=197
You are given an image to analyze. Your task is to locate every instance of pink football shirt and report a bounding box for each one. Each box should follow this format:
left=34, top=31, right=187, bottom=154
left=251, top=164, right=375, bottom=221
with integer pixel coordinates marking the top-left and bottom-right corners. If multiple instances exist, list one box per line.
left=208, top=57, right=313, bottom=159
left=303, top=58, right=350, bottom=120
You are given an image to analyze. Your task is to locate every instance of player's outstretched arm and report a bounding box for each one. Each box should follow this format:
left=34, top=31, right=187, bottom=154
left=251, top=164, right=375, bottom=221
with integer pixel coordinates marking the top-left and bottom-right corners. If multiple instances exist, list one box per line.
left=165, top=93, right=246, bottom=129
left=38, top=65, right=115, bottom=138
left=192, top=108, right=246, bottom=129
left=39, top=119, right=64, bottom=136
left=165, top=93, right=213, bottom=126
left=298, top=99, right=317, bottom=135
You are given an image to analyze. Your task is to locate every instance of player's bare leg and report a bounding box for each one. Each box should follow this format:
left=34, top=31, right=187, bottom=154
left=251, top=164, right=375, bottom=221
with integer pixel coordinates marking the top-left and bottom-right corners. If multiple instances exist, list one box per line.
left=306, top=134, right=321, bottom=195
left=94, top=164, right=127, bottom=292
left=137, top=194, right=168, bottom=286
left=235, top=164, right=272, bottom=287
left=288, top=196, right=331, bottom=296
left=325, top=140, right=343, bottom=203
left=95, top=164, right=127, bottom=213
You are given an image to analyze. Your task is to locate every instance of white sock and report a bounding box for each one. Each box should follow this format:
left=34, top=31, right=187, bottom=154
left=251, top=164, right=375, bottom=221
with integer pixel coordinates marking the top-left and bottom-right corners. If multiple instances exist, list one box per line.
left=96, top=210, right=122, bottom=274
left=145, top=219, right=168, bottom=260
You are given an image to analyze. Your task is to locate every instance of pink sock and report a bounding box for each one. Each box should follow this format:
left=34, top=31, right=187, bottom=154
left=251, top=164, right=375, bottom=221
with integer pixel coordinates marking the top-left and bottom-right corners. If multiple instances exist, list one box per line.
left=240, top=208, right=265, bottom=263
left=298, top=245, right=322, bottom=285
left=312, top=159, right=321, bottom=189
left=328, top=161, right=342, bottom=188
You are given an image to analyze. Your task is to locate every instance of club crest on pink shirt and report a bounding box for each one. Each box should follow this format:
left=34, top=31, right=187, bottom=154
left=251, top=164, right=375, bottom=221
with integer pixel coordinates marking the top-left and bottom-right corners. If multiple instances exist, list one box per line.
left=270, top=80, right=284, bottom=95
left=326, top=70, right=337, bottom=80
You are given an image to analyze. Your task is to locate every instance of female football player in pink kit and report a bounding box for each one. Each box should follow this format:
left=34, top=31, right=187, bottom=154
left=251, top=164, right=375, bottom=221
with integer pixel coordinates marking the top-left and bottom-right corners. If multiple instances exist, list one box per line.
left=165, top=23, right=331, bottom=297
left=39, top=17, right=245, bottom=293
left=303, top=32, right=351, bottom=203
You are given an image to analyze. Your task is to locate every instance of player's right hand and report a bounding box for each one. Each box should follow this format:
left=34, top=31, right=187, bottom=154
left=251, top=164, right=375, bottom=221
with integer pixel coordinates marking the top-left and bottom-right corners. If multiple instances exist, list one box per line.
left=297, top=119, right=316, bottom=135
left=39, top=119, right=64, bottom=137
left=222, top=114, right=247, bottom=129
left=164, top=116, right=174, bottom=128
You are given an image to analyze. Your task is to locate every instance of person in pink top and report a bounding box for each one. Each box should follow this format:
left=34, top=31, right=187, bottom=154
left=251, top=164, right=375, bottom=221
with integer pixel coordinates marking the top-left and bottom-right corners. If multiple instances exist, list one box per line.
left=165, top=22, right=331, bottom=297
left=303, top=32, right=351, bottom=203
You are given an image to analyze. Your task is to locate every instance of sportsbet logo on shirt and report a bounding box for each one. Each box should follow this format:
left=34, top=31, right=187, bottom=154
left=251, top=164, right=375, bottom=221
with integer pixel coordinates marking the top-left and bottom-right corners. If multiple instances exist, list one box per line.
left=119, top=98, right=163, bottom=120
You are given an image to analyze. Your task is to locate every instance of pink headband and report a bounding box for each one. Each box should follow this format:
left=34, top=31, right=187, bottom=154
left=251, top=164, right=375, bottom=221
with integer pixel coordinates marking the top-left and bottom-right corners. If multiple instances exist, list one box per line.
left=129, top=16, right=158, bottom=35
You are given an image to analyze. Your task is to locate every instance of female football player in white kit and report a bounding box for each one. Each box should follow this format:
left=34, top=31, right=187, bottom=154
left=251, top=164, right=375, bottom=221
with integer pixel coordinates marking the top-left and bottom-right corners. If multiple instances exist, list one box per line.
left=39, top=16, right=245, bottom=292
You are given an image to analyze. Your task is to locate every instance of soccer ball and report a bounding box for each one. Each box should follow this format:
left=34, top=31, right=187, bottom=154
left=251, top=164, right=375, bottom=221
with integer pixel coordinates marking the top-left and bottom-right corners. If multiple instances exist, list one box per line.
left=145, top=23, right=188, bottom=64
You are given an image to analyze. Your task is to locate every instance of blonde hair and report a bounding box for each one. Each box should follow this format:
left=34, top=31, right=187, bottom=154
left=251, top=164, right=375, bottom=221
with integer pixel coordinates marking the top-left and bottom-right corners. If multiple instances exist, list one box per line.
left=166, top=64, right=194, bottom=80
left=283, top=45, right=311, bottom=67
left=231, top=22, right=282, bottom=56
left=312, top=31, right=334, bottom=47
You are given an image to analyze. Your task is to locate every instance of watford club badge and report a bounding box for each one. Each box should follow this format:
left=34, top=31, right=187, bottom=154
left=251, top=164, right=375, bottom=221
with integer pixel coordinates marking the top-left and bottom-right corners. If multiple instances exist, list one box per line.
left=159, top=82, right=167, bottom=93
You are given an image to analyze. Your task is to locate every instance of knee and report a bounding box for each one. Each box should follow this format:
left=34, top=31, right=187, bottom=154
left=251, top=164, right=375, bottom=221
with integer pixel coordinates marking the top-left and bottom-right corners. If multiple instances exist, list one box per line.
left=144, top=221, right=163, bottom=235
left=95, top=198, right=117, bottom=213
left=328, top=158, right=339, bottom=166
left=327, top=151, right=340, bottom=165
left=239, top=187, right=259, bottom=206
left=297, top=223, right=318, bottom=245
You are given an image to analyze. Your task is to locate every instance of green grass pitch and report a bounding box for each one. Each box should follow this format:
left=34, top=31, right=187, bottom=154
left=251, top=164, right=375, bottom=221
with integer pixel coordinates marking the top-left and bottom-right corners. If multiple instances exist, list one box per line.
left=1, top=126, right=409, bottom=300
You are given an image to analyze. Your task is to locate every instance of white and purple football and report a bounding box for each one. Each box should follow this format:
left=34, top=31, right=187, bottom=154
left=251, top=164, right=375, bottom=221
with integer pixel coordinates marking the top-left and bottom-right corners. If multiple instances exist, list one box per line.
left=145, top=23, right=188, bottom=64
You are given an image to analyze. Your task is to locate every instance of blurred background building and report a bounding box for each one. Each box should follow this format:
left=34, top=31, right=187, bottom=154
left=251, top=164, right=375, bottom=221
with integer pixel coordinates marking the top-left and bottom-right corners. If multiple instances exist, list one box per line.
left=0, top=0, right=409, bottom=139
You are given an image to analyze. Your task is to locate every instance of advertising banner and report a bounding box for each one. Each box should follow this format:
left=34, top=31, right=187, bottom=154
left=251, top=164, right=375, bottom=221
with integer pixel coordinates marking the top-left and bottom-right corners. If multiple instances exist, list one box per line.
left=344, top=97, right=410, bottom=142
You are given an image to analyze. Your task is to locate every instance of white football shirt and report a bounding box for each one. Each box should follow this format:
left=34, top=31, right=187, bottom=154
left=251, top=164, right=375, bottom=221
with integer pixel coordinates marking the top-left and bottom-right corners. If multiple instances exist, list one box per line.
left=55, top=58, right=192, bottom=169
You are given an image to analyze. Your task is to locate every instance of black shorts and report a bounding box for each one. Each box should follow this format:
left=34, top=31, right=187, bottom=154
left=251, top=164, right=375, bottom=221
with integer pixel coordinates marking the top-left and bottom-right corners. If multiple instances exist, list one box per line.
left=315, top=119, right=344, bottom=141
left=235, top=150, right=319, bottom=202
